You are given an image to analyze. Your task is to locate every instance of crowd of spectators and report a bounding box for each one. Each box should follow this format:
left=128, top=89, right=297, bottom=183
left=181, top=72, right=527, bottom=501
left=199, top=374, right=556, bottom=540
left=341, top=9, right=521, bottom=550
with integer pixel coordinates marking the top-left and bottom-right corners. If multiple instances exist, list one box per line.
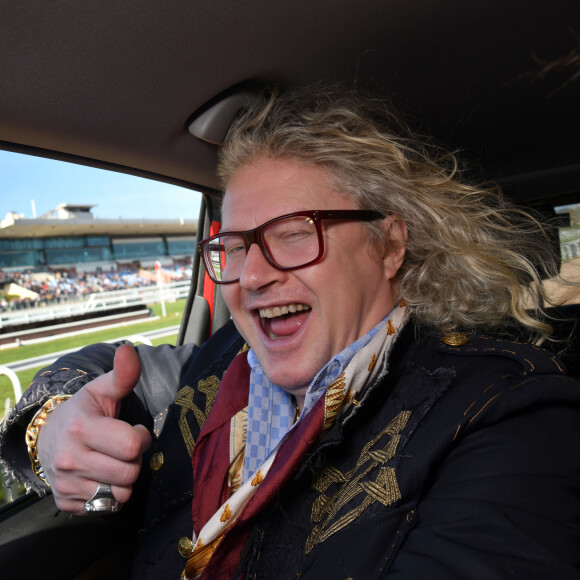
left=0, top=265, right=192, bottom=313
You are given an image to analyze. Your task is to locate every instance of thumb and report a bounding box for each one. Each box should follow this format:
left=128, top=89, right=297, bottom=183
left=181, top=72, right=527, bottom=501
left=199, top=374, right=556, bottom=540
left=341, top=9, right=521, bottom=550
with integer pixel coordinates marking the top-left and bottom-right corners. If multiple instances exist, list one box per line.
left=86, top=344, right=141, bottom=416
left=111, top=343, right=142, bottom=400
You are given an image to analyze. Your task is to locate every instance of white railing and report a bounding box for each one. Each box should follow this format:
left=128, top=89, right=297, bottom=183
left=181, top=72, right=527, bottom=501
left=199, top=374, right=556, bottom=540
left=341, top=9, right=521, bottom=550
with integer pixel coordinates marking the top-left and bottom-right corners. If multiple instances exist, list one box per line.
left=0, top=365, right=21, bottom=400
left=0, top=281, right=190, bottom=329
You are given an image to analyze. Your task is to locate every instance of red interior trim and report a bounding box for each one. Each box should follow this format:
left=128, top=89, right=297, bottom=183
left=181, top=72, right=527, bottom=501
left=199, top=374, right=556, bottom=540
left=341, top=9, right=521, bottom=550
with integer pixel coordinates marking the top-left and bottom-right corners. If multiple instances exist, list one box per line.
left=202, top=220, right=221, bottom=333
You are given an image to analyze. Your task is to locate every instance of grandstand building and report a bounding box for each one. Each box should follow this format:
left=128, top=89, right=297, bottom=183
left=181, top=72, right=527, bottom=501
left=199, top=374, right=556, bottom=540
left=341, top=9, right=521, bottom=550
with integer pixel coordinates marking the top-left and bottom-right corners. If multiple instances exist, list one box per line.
left=0, top=203, right=197, bottom=273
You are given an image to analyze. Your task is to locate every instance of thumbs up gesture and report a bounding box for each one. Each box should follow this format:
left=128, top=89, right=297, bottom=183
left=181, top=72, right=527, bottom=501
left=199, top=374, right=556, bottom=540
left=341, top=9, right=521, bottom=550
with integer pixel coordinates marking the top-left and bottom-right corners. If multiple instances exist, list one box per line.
left=37, top=344, right=152, bottom=514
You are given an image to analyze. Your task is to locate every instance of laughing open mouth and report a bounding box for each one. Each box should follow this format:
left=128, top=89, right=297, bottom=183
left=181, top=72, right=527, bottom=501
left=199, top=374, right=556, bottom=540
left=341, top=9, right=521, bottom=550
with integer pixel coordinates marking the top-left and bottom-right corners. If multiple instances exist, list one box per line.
left=258, top=303, right=311, bottom=339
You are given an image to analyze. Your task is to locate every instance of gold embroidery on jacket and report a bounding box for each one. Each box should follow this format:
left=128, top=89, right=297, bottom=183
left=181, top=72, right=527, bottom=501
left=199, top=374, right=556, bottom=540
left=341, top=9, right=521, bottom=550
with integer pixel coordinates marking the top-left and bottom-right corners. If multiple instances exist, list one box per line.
left=322, top=373, right=348, bottom=433
left=306, top=410, right=411, bottom=554
left=174, top=375, right=221, bottom=456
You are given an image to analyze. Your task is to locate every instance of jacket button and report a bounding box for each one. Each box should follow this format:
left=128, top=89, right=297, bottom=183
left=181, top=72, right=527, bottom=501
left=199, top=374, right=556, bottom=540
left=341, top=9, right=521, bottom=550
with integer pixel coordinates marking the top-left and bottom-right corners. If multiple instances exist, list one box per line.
left=178, top=536, right=194, bottom=559
left=149, top=451, right=164, bottom=471
left=442, top=332, right=469, bottom=347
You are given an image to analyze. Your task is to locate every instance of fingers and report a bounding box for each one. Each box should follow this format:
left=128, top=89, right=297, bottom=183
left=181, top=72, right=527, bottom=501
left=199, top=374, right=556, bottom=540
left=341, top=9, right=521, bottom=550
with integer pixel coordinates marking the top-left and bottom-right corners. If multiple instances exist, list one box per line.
left=46, top=427, right=149, bottom=515
left=44, top=417, right=151, bottom=512
left=50, top=454, right=140, bottom=499
left=50, top=472, right=139, bottom=515
left=87, top=417, right=151, bottom=461
left=133, top=423, right=153, bottom=453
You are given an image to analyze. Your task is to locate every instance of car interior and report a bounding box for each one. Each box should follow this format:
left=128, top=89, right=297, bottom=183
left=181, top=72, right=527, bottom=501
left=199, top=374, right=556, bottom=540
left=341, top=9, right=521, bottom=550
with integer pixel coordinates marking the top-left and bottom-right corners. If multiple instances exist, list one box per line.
left=1, top=1, right=579, bottom=577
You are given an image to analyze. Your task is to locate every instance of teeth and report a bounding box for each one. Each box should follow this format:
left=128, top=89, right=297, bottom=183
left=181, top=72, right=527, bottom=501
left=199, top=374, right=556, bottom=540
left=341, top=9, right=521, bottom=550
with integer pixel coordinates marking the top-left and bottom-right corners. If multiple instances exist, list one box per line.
left=259, top=303, right=311, bottom=319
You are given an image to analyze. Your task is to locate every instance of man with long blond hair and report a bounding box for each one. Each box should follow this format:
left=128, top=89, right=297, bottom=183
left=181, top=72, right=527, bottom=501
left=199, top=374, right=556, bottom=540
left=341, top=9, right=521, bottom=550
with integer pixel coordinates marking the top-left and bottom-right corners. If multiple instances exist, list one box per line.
left=2, top=85, right=579, bottom=579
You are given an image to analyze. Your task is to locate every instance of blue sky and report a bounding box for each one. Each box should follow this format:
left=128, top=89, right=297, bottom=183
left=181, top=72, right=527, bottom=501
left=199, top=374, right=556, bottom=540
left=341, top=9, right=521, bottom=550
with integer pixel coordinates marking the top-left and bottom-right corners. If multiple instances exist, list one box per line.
left=0, top=150, right=202, bottom=221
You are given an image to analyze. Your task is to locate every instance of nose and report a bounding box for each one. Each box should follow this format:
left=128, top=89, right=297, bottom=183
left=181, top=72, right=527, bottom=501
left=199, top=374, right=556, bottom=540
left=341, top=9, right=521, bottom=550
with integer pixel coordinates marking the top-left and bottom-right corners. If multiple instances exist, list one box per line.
left=238, top=243, right=284, bottom=291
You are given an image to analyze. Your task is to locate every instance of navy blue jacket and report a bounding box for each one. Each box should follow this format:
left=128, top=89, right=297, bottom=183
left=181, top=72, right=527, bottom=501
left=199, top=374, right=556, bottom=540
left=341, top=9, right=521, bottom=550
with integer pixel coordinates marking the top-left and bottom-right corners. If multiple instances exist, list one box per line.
left=1, top=319, right=579, bottom=579
left=235, top=324, right=580, bottom=579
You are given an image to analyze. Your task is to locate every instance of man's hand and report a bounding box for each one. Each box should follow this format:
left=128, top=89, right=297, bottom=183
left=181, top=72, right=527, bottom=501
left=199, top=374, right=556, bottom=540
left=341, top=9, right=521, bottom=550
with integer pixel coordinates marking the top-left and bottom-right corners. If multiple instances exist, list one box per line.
left=37, top=344, right=152, bottom=514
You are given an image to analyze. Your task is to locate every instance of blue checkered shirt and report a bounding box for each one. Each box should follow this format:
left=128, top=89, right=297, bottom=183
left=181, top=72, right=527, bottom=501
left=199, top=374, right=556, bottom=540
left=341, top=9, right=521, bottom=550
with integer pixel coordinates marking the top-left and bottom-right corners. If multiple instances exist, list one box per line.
left=244, top=315, right=388, bottom=481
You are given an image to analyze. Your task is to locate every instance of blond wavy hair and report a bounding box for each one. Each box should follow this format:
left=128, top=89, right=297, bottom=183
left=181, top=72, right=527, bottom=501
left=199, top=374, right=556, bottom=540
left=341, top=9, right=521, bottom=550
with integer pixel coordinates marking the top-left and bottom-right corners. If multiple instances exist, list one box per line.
left=217, top=85, right=561, bottom=339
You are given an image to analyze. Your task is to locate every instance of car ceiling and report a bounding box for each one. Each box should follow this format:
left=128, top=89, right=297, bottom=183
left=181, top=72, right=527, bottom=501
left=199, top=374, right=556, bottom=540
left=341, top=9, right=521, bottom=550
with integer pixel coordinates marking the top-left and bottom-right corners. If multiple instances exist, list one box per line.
left=1, top=0, right=579, bottom=209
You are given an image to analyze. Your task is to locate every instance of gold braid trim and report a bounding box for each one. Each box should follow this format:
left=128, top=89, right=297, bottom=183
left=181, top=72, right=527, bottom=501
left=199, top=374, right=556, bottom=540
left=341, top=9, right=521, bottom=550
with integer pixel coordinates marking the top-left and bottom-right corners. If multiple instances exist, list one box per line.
left=306, top=410, right=411, bottom=554
left=322, top=373, right=348, bottom=434
left=25, top=394, right=73, bottom=484
left=175, top=375, right=221, bottom=456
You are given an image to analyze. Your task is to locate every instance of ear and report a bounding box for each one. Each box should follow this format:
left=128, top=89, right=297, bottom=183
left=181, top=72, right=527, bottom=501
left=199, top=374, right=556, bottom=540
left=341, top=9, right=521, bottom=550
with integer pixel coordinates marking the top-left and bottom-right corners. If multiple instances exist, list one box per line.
left=383, top=216, right=407, bottom=280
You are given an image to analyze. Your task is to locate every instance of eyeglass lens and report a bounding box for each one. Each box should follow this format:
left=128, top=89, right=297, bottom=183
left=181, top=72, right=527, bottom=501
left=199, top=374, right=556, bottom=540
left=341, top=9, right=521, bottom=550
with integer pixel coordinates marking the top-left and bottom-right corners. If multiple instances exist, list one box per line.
left=206, top=215, right=320, bottom=282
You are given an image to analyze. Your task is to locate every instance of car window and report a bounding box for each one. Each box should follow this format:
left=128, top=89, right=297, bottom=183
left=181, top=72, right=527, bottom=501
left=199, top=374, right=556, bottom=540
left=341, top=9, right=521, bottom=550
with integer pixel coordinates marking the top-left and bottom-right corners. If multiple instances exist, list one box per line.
left=0, top=150, right=201, bottom=506
left=547, top=202, right=580, bottom=306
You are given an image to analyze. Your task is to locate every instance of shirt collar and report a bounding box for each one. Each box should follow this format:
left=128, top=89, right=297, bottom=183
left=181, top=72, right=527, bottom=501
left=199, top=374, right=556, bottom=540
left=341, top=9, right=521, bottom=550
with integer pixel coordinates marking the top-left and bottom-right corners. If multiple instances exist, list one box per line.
left=248, top=312, right=391, bottom=414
